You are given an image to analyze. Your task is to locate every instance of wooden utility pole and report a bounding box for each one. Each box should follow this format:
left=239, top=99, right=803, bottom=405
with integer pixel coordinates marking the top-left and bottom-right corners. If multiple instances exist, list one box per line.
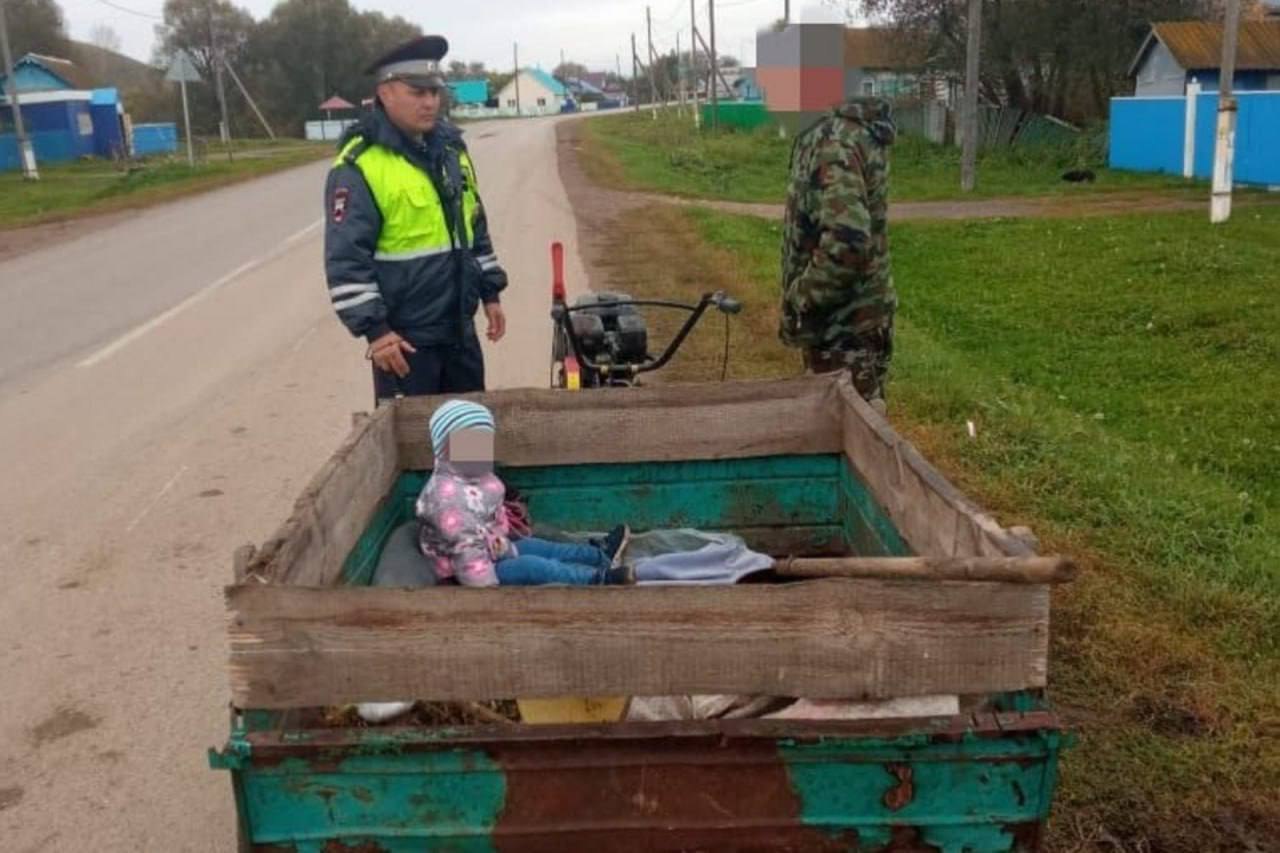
left=960, top=0, right=982, bottom=193
left=208, top=5, right=231, bottom=144
left=646, top=6, right=659, bottom=116
left=222, top=58, right=275, bottom=139
left=0, top=0, right=37, bottom=179
left=785, top=0, right=790, bottom=23
left=632, top=33, right=641, bottom=113
left=677, top=30, right=684, bottom=113
left=693, top=28, right=732, bottom=124
left=690, top=0, right=701, bottom=128
left=1211, top=0, right=1243, bottom=224
left=513, top=42, right=522, bottom=116
left=708, top=0, right=719, bottom=129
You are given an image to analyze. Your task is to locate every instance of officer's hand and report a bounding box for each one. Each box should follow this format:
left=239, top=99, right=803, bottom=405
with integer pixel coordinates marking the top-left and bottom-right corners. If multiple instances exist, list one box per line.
left=484, top=303, right=506, bottom=343
left=369, top=332, right=416, bottom=378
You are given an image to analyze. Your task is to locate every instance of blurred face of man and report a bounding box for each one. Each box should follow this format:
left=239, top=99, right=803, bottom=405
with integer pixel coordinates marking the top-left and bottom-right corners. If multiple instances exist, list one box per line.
left=377, top=79, right=442, bottom=136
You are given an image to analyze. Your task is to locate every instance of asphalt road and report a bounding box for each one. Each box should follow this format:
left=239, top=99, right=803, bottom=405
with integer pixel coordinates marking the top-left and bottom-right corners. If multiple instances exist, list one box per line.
left=0, top=114, right=592, bottom=851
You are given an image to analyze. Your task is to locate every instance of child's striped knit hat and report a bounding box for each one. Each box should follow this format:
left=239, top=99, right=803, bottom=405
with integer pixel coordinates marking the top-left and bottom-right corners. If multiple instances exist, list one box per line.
left=429, top=400, right=495, bottom=458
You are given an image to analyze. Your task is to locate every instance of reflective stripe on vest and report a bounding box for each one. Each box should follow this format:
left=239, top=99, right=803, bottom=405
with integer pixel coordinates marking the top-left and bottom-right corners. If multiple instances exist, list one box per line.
left=335, top=137, right=479, bottom=260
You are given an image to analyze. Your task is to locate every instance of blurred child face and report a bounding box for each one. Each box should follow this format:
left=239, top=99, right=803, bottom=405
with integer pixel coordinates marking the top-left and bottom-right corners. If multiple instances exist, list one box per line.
left=448, top=428, right=494, bottom=477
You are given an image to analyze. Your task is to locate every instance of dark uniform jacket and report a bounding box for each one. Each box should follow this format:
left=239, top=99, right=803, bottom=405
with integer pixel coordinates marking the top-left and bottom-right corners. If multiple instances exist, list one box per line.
left=323, top=107, right=508, bottom=346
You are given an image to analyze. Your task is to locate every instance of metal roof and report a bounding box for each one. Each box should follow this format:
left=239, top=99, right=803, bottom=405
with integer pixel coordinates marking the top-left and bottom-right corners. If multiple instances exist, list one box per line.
left=445, top=80, right=489, bottom=105
left=523, top=68, right=568, bottom=97
left=3, top=53, right=99, bottom=91
left=1130, top=20, right=1280, bottom=77
left=319, top=95, right=355, bottom=111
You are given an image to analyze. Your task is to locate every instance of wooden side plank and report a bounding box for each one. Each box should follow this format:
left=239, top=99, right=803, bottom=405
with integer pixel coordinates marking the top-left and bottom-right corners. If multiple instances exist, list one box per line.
left=393, top=376, right=843, bottom=470
left=226, top=579, right=1050, bottom=708
left=837, top=381, right=1032, bottom=559
left=245, top=406, right=400, bottom=586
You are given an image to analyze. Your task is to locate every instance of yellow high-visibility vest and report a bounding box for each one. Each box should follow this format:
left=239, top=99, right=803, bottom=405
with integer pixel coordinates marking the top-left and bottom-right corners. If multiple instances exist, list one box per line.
left=335, top=137, right=480, bottom=261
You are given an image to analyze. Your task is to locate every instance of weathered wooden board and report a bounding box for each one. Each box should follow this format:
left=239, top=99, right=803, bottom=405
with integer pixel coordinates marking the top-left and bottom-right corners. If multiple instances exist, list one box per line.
left=226, top=579, right=1050, bottom=708
left=836, top=382, right=1033, bottom=559
left=245, top=405, right=400, bottom=586
left=393, top=376, right=844, bottom=470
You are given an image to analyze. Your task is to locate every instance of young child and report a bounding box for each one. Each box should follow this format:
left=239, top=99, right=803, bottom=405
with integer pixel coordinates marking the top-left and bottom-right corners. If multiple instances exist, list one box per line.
left=417, top=399, right=633, bottom=586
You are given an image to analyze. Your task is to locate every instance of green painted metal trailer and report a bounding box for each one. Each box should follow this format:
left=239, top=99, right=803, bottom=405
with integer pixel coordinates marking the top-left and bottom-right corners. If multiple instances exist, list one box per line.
left=211, top=375, right=1071, bottom=851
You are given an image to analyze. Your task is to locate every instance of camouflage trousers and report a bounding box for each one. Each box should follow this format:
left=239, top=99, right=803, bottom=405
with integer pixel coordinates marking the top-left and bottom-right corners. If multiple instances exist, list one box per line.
left=802, top=319, right=894, bottom=402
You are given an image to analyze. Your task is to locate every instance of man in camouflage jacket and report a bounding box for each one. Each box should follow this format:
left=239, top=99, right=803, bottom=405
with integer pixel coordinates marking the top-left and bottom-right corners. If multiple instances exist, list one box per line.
left=779, top=98, right=897, bottom=402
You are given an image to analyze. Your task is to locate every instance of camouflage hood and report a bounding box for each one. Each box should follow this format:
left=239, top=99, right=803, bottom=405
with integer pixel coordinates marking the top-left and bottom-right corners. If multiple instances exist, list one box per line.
left=831, top=98, right=897, bottom=146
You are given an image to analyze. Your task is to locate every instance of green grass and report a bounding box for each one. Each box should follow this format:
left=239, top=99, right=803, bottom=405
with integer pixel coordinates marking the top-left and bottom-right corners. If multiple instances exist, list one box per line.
left=581, top=110, right=1200, bottom=204
left=0, top=142, right=330, bottom=229
left=596, top=200, right=1280, bottom=850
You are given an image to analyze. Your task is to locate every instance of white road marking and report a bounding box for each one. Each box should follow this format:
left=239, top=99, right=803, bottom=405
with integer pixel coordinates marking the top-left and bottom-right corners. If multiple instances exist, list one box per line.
left=77, top=218, right=324, bottom=368
left=125, top=465, right=188, bottom=533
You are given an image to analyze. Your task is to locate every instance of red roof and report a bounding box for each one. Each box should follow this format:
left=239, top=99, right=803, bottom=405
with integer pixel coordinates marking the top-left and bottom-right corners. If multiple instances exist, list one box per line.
left=319, top=95, right=355, bottom=111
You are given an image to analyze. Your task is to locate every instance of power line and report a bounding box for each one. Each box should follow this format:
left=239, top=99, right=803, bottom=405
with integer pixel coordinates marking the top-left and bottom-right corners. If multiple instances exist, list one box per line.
left=93, top=0, right=164, bottom=20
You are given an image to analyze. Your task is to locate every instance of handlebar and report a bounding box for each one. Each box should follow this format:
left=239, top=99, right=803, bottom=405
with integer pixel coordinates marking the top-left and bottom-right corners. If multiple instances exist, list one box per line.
left=552, top=290, right=742, bottom=381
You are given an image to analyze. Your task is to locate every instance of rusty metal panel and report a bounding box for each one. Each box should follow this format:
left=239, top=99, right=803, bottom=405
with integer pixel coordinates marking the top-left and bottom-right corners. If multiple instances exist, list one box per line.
left=212, top=714, right=1063, bottom=852
left=1154, top=21, right=1280, bottom=71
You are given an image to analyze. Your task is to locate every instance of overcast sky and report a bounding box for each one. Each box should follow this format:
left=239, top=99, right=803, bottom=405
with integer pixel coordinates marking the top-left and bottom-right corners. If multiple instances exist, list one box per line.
left=57, top=0, right=853, bottom=74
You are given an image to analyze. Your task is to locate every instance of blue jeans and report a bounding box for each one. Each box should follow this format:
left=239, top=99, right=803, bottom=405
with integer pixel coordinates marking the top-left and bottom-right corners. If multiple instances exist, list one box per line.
left=495, top=537, right=610, bottom=586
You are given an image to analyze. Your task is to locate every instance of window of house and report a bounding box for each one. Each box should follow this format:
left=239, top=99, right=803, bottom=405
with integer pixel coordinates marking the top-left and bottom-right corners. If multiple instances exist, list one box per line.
left=862, top=79, right=876, bottom=96
left=537, top=97, right=547, bottom=106
left=78, top=112, right=94, bottom=136
left=506, top=99, right=516, bottom=107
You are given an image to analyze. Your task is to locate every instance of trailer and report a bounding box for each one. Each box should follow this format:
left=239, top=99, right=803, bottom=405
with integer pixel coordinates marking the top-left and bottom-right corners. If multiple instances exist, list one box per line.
left=210, top=374, right=1072, bottom=851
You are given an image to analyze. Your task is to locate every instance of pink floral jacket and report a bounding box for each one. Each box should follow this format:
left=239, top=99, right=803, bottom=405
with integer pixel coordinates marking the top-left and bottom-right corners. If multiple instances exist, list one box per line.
left=415, top=462, right=513, bottom=587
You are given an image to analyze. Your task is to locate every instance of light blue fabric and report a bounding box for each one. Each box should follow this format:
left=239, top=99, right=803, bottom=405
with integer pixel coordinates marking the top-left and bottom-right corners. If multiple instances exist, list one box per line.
left=532, top=526, right=773, bottom=586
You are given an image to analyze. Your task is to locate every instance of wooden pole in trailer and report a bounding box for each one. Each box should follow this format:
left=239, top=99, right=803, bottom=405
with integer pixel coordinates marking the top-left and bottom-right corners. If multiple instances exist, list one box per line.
left=1211, top=0, right=1242, bottom=224
left=775, top=556, right=1078, bottom=586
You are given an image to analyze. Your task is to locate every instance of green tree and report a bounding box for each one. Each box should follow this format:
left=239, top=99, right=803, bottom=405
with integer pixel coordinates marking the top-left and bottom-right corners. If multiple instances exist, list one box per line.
left=3, top=0, right=67, bottom=58
left=235, top=0, right=419, bottom=136
left=153, top=0, right=255, bottom=135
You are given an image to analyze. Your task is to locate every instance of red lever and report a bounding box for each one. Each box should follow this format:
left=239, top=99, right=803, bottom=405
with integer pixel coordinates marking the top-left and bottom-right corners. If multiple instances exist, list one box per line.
left=551, top=242, right=566, bottom=302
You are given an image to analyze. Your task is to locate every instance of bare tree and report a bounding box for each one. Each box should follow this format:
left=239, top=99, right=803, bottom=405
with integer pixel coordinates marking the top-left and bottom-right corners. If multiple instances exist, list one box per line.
left=853, top=0, right=1225, bottom=120
left=90, top=23, right=123, bottom=53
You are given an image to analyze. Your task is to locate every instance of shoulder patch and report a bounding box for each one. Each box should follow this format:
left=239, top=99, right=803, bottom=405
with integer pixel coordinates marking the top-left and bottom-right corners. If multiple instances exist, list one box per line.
left=331, top=186, right=351, bottom=224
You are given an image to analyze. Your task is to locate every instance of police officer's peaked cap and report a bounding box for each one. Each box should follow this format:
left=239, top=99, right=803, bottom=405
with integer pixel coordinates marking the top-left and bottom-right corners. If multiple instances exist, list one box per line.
left=366, top=35, right=449, bottom=88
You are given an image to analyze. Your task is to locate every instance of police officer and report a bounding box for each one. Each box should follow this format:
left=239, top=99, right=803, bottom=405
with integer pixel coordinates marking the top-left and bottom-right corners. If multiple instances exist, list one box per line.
left=324, top=35, right=508, bottom=401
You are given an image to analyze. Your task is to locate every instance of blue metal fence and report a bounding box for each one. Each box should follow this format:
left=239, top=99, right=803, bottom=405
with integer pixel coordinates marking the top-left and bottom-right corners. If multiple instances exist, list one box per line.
left=1, top=129, right=82, bottom=170
left=1109, top=97, right=1186, bottom=175
left=1110, top=91, right=1280, bottom=186
left=131, top=123, right=178, bottom=157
